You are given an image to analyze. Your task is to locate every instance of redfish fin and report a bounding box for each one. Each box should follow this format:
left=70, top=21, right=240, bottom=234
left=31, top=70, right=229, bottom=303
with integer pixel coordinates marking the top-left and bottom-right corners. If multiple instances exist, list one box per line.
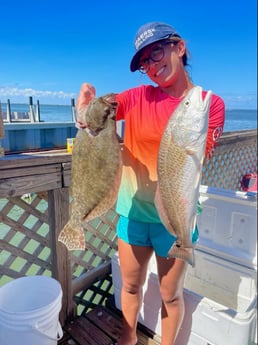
left=58, top=222, right=85, bottom=251
left=168, top=244, right=195, bottom=267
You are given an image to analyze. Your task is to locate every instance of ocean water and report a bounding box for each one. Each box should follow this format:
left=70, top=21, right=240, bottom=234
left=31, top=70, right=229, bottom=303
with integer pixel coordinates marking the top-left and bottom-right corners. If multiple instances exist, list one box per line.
left=223, top=109, right=257, bottom=132
left=1, top=102, right=74, bottom=123
left=1, top=102, right=257, bottom=132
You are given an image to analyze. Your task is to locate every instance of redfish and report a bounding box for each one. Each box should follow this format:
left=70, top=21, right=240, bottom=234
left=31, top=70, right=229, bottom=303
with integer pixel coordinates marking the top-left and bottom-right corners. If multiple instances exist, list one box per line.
left=58, top=94, right=122, bottom=250
left=155, top=86, right=212, bottom=266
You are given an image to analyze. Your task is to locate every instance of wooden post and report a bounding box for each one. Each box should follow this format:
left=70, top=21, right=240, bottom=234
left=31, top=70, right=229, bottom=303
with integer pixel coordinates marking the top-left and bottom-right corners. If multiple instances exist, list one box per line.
left=35, top=100, right=41, bottom=122
left=48, top=187, right=75, bottom=325
left=71, top=98, right=77, bottom=122
left=29, top=96, right=36, bottom=122
left=6, top=99, right=11, bottom=122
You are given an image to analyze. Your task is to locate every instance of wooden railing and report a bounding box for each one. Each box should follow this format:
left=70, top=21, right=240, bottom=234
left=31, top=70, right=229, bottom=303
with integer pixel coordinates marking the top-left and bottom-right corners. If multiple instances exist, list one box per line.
left=0, top=129, right=256, bottom=325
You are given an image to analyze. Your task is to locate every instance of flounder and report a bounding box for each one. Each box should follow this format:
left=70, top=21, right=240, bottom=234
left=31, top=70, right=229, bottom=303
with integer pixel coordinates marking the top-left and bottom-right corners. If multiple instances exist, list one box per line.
left=58, top=94, right=122, bottom=250
left=155, top=86, right=212, bottom=266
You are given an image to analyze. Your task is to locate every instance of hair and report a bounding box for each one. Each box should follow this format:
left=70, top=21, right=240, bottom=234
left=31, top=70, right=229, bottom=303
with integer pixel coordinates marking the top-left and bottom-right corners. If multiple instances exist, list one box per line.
left=167, top=35, right=189, bottom=67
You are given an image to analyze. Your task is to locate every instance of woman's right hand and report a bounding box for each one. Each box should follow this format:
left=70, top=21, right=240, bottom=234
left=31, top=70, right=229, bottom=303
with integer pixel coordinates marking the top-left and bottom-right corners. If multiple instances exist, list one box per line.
left=76, top=83, right=96, bottom=128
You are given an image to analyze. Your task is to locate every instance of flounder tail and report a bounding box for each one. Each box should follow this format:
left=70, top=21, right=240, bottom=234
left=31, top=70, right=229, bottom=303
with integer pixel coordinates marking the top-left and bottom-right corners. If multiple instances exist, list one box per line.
left=167, top=244, right=195, bottom=267
left=58, top=222, right=85, bottom=251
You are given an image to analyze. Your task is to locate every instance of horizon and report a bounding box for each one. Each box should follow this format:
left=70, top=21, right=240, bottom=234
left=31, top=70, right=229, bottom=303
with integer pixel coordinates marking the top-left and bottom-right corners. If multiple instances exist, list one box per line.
left=1, top=99, right=257, bottom=111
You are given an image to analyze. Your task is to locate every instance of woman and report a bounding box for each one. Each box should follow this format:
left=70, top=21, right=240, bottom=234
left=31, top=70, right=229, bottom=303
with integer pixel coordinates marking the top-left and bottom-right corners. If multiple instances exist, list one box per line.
left=77, top=21, right=225, bottom=345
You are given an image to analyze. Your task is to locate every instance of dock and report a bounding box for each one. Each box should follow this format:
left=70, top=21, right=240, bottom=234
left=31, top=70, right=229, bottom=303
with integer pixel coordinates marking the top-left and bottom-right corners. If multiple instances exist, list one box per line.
left=59, top=305, right=160, bottom=345
left=0, top=129, right=257, bottom=344
left=0, top=97, right=77, bottom=123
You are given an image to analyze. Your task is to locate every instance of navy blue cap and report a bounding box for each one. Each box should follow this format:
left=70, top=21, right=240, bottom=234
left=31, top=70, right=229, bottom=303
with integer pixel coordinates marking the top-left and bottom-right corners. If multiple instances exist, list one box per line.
left=130, top=21, right=180, bottom=72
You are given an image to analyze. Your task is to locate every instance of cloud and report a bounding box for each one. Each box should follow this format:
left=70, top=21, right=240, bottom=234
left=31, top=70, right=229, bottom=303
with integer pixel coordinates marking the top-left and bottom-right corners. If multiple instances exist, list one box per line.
left=0, top=86, right=76, bottom=104
left=0, top=86, right=256, bottom=109
left=222, top=92, right=257, bottom=109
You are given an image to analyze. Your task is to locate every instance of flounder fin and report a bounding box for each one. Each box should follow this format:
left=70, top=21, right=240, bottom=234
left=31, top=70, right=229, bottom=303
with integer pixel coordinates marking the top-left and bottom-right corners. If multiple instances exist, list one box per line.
left=168, top=244, right=195, bottom=267
left=58, top=222, right=85, bottom=251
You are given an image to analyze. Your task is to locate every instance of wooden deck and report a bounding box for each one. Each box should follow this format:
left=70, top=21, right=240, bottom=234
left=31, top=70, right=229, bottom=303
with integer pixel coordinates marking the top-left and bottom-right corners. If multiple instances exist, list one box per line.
left=59, top=304, right=160, bottom=345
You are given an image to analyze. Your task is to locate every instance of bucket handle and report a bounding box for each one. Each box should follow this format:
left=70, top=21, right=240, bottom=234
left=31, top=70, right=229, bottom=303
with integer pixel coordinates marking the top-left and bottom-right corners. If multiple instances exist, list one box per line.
left=33, top=321, right=63, bottom=341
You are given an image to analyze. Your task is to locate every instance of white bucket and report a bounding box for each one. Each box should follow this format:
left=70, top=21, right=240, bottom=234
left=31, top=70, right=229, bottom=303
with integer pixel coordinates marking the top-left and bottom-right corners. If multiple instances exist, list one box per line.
left=0, top=276, right=63, bottom=345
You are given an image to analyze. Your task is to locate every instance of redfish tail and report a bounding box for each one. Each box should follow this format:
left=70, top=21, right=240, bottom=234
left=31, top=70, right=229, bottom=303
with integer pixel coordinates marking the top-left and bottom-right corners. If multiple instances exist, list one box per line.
left=58, top=222, right=85, bottom=251
left=167, top=244, right=195, bottom=267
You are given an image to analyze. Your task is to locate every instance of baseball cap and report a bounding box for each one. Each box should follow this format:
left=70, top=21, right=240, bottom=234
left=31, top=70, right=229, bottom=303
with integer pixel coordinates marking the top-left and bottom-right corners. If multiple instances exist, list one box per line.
left=130, top=21, right=180, bottom=72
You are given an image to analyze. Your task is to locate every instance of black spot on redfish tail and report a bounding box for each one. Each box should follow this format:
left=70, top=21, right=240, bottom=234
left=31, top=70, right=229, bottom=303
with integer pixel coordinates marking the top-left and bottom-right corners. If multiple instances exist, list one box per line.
left=167, top=243, right=195, bottom=267
left=58, top=222, right=86, bottom=251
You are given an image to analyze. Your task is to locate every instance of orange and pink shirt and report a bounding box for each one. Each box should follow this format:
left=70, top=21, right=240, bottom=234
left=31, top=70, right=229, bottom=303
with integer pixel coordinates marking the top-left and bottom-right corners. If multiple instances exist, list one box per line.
left=115, top=85, right=225, bottom=223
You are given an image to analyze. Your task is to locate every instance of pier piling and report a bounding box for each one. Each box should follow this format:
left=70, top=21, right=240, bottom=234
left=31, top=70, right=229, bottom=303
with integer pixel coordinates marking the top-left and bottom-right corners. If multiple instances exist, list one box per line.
left=71, top=98, right=77, bottom=122
left=29, top=96, right=36, bottom=122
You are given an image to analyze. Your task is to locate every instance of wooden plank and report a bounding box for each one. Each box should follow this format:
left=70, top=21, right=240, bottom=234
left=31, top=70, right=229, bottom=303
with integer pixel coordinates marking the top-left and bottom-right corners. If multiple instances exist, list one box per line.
left=48, top=188, right=74, bottom=325
left=72, top=261, right=111, bottom=295
left=64, top=317, right=112, bottom=345
left=86, top=306, right=160, bottom=345
left=0, top=172, right=62, bottom=197
left=63, top=162, right=72, bottom=171
left=58, top=331, right=79, bottom=344
left=0, top=163, right=61, bottom=179
left=0, top=150, right=71, bottom=170
left=63, top=171, right=71, bottom=187
left=86, top=305, right=122, bottom=341
left=62, top=162, right=72, bottom=187
left=60, top=306, right=161, bottom=345
left=219, top=129, right=256, bottom=142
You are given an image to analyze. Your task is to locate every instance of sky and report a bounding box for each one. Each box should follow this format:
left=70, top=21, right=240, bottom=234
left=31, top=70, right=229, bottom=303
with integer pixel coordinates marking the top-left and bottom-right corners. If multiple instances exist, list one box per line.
left=0, top=0, right=257, bottom=109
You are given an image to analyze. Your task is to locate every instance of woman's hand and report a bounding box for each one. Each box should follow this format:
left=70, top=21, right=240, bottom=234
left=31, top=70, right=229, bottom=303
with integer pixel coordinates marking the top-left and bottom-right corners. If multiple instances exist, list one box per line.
left=76, top=83, right=96, bottom=128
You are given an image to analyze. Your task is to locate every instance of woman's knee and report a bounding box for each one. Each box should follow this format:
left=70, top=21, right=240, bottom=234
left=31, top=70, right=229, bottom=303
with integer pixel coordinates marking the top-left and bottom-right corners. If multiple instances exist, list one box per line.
left=159, top=281, right=184, bottom=305
left=122, top=280, right=143, bottom=295
left=157, top=257, right=187, bottom=304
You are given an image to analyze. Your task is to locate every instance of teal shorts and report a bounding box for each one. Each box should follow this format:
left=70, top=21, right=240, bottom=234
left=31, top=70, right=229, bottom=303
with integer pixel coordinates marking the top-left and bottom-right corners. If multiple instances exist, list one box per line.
left=116, top=215, right=177, bottom=258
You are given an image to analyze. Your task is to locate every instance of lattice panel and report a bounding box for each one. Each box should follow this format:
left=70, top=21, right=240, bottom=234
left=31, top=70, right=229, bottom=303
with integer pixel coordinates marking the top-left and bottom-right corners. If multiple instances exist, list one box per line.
left=71, top=209, right=119, bottom=279
left=0, top=194, right=119, bottom=287
left=74, top=273, right=113, bottom=316
left=0, top=194, right=51, bottom=286
left=202, top=140, right=257, bottom=190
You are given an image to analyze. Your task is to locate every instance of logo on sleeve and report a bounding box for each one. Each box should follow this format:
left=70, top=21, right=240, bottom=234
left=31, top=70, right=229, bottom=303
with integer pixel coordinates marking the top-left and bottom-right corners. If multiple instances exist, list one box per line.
left=213, top=126, right=223, bottom=142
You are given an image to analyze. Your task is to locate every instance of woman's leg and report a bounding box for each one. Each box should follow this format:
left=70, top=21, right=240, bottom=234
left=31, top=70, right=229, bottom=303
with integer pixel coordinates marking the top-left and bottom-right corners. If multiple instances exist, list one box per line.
left=156, top=255, right=187, bottom=345
left=117, top=238, right=153, bottom=345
